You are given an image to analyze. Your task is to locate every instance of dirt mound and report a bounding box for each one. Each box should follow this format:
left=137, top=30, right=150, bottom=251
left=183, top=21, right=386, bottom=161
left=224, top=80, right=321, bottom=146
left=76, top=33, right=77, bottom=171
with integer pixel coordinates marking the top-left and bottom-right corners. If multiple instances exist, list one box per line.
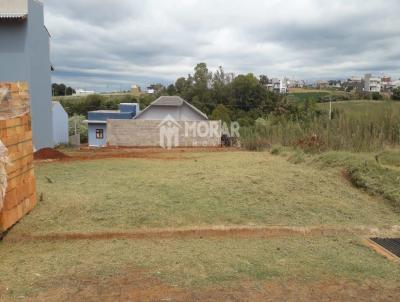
left=34, top=148, right=69, bottom=160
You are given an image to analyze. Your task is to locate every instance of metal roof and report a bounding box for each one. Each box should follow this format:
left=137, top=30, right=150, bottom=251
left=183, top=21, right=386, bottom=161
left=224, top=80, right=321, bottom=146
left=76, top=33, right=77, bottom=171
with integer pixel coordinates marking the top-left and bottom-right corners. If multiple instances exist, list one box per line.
left=135, top=96, right=208, bottom=120
left=151, top=96, right=185, bottom=107
left=0, top=0, right=28, bottom=19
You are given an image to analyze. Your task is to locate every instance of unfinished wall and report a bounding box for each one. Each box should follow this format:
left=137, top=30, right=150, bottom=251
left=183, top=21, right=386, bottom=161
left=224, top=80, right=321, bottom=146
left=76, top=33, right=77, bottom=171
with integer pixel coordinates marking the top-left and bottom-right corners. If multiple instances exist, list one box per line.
left=0, top=82, right=36, bottom=232
left=107, top=120, right=221, bottom=147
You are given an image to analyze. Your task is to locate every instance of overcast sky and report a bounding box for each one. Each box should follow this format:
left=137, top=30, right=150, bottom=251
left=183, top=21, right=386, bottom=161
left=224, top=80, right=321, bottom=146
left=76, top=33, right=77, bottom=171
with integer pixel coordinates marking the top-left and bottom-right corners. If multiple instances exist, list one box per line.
left=44, top=0, right=400, bottom=92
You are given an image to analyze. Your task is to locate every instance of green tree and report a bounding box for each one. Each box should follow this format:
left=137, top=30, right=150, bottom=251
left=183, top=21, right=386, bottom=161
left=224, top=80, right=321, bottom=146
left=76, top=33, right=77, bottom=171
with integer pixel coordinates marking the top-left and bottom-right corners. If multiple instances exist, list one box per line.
left=372, top=92, right=383, bottom=100
left=139, top=94, right=157, bottom=110
left=166, top=84, right=177, bottom=95
left=210, top=104, right=231, bottom=123
left=231, top=73, right=273, bottom=113
left=52, top=83, right=75, bottom=96
left=392, top=87, right=400, bottom=100
left=194, top=63, right=211, bottom=91
left=259, top=75, right=269, bottom=86
left=68, top=115, right=88, bottom=142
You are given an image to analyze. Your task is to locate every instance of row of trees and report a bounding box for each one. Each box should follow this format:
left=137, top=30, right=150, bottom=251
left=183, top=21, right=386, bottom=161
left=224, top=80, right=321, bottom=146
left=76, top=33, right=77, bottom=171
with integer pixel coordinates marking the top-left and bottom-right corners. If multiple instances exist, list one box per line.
left=151, top=63, right=282, bottom=126
left=59, top=63, right=287, bottom=127
left=52, top=83, right=75, bottom=96
left=60, top=94, right=137, bottom=117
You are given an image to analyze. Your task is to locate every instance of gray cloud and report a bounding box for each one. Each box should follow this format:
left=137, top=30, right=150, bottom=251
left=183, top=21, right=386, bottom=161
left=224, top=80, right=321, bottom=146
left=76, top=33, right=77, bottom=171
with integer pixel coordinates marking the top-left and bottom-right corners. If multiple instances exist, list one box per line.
left=43, top=0, right=400, bottom=91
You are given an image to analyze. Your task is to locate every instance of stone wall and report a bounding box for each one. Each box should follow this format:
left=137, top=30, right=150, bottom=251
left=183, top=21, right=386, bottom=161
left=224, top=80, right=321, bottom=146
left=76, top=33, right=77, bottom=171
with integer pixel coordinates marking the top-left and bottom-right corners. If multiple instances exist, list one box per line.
left=107, top=119, right=221, bottom=148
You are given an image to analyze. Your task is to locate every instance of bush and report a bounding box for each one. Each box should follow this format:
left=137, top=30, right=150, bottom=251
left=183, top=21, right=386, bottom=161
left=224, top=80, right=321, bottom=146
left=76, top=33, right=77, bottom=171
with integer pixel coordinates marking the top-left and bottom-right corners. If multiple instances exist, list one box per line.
left=240, top=128, right=271, bottom=151
left=240, top=103, right=400, bottom=152
left=69, top=115, right=88, bottom=143
left=314, top=151, right=400, bottom=212
left=392, top=87, right=400, bottom=100
left=60, top=94, right=139, bottom=117
left=372, top=92, right=383, bottom=100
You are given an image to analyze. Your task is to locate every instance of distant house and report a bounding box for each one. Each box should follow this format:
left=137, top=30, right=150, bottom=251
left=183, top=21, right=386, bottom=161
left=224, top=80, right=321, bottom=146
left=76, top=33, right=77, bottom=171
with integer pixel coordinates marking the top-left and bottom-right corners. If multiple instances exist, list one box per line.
left=364, top=74, right=382, bottom=92
left=266, top=78, right=288, bottom=94
left=74, top=89, right=95, bottom=96
left=315, top=80, right=329, bottom=89
left=131, top=85, right=142, bottom=98
left=85, top=103, right=139, bottom=147
left=134, top=96, right=208, bottom=121
left=343, top=76, right=364, bottom=92
left=107, top=96, right=220, bottom=148
left=52, top=101, right=68, bottom=146
left=0, top=0, right=53, bottom=149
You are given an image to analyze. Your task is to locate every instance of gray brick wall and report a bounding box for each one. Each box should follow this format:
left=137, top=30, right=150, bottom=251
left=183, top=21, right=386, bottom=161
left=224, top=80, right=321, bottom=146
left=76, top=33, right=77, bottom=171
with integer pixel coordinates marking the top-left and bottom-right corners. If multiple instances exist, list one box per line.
left=107, top=120, right=221, bottom=147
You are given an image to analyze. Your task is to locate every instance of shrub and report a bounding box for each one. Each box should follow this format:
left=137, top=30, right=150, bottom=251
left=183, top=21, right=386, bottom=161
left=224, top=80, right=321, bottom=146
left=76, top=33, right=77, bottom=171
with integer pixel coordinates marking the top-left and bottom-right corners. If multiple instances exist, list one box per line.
left=241, top=103, right=400, bottom=152
left=240, top=128, right=271, bottom=151
left=69, top=115, right=88, bottom=143
left=392, top=87, right=400, bottom=100
left=372, top=92, right=383, bottom=100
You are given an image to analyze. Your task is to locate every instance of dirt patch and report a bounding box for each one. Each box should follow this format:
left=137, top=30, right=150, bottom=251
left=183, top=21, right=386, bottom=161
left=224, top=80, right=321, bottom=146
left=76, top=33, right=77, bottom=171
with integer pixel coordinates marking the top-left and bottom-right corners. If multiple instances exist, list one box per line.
left=34, top=147, right=237, bottom=163
left=34, top=148, right=70, bottom=160
left=3, top=270, right=399, bottom=302
left=6, top=225, right=394, bottom=243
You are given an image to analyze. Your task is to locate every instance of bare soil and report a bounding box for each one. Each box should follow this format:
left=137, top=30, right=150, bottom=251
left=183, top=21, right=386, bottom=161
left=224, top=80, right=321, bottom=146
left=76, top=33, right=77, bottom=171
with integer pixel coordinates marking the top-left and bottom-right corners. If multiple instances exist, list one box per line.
left=33, top=148, right=70, bottom=160
left=34, top=146, right=235, bottom=162
left=5, top=225, right=399, bottom=243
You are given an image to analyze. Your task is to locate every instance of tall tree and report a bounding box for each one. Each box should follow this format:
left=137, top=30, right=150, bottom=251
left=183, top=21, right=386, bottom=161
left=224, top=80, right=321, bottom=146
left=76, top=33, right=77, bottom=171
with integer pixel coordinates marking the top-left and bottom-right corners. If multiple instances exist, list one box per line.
left=259, top=75, right=269, bottom=86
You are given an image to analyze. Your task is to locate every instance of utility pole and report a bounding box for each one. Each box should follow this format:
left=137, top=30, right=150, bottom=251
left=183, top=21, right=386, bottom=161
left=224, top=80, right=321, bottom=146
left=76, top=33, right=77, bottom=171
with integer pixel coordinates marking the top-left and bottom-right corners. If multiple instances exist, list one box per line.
left=329, top=97, right=332, bottom=120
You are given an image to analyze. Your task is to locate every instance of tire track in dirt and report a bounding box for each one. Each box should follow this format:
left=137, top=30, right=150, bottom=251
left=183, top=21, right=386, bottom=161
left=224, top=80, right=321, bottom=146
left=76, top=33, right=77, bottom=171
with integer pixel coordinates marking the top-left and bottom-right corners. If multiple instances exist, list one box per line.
left=5, top=225, right=399, bottom=242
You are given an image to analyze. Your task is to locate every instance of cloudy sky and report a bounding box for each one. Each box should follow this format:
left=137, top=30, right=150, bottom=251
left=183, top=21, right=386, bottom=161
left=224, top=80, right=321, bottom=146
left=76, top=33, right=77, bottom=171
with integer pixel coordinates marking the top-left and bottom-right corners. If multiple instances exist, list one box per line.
left=44, top=0, right=400, bottom=92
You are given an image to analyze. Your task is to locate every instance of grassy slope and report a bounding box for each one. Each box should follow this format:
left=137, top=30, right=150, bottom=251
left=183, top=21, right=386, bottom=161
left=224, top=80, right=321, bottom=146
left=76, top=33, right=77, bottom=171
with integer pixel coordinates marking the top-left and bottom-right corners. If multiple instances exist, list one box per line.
left=309, top=150, right=400, bottom=211
left=8, top=152, right=399, bottom=235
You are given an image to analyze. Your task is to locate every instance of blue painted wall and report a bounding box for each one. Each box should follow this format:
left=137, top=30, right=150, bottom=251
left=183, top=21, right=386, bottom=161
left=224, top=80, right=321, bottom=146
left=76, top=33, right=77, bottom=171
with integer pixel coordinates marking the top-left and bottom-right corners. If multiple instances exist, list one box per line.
left=0, top=0, right=53, bottom=149
left=87, top=103, right=138, bottom=147
left=88, top=123, right=107, bottom=147
left=88, top=111, right=134, bottom=121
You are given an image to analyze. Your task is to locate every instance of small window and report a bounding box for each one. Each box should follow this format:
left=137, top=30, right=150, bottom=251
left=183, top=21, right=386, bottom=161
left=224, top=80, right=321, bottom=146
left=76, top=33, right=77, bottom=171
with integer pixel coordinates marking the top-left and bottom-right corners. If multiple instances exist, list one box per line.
left=96, top=129, right=104, bottom=139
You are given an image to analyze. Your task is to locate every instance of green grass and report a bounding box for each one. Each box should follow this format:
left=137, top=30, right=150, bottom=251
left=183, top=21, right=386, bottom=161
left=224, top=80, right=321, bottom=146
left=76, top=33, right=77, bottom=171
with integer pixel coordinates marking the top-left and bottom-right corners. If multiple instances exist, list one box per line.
left=1, top=236, right=400, bottom=297
left=317, top=100, right=400, bottom=116
left=243, top=100, right=400, bottom=152
left=1, top=151, right=399, bottom=299
left=309, top=150, right=400, bottom=211
left=288, top=89, right=351, bottom=102
left=8, top=152, right=400, bottom=236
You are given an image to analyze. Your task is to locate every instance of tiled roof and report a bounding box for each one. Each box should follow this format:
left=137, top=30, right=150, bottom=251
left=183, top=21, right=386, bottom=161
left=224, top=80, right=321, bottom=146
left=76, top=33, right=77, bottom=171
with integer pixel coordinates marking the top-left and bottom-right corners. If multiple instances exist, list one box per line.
left=0, top=0, right=28, bottom=19
left=151, top=96, right=185, bottom=106
left=135, top=96, right=208, bottom=120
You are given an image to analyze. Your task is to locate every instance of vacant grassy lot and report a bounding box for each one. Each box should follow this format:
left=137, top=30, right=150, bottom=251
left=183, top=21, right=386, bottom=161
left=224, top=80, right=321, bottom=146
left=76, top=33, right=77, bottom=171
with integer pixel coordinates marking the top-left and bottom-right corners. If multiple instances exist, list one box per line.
left=1, top=150, right=399, bottom=301
left=317, top=99, right=400, bottom=116
left=8, top=151, right=399, bottom=235
left=1, top=236, right=400, bottom=300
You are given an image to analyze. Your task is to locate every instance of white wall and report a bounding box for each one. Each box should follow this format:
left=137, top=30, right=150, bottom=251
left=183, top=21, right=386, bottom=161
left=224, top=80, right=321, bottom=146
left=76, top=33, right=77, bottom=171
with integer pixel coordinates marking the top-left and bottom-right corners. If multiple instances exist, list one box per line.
left=52, top=102, right=68, bottom=145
